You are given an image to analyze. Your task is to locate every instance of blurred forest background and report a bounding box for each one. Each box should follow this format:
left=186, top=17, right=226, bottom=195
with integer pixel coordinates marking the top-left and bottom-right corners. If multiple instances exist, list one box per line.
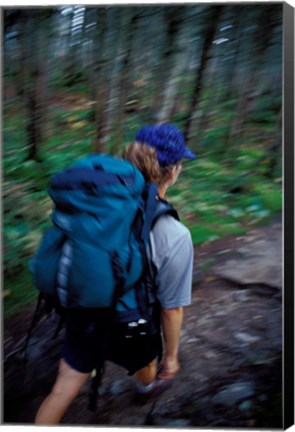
left=3, top=4, right=283, bottom=316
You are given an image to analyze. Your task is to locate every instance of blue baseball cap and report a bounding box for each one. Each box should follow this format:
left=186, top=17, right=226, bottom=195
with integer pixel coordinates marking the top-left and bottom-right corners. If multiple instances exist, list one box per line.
left=135, top=124, right=196, bottom=167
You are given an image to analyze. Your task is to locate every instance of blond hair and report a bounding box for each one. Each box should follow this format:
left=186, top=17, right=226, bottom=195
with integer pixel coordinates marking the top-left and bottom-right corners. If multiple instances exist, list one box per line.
left=123, top=142, right=177, bottom=186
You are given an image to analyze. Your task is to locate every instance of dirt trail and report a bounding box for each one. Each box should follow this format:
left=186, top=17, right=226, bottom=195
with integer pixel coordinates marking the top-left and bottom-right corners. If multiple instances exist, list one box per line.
left=3, top=218, right=282, bottom=428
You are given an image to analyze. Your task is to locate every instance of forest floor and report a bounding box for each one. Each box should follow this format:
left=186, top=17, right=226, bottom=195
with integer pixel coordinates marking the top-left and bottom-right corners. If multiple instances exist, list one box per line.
left=3, top=215, right=282, bottom=428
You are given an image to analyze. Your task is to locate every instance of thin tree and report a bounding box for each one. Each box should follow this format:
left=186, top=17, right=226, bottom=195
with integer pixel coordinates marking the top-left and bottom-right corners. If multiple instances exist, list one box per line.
left=155, top=9, right=191, bottom=124
left=113, top=8, right=138, bottom=151
left=153, top=7, right=185, bottom=115
left=93, top=7, right=109, bottom=152
left=22, top=9, right=52, bottom=161
left=220, top=5, right=246, bottom=103
left=183, top=5, right=223, bottom=143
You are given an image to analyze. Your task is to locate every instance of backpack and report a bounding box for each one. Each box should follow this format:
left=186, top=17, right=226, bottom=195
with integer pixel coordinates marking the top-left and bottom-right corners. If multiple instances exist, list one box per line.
left=29, top=153, right=178, bottom=319
left=25, top=153, right=178, bottom=407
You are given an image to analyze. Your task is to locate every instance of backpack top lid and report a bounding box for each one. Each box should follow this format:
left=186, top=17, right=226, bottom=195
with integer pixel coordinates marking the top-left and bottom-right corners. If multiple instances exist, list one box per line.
left=49, top=153, right=146, bottom=217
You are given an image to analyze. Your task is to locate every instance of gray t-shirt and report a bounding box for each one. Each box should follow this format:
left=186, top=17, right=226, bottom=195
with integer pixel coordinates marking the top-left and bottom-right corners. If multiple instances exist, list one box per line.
left=149, top=215, right=193, bottom=309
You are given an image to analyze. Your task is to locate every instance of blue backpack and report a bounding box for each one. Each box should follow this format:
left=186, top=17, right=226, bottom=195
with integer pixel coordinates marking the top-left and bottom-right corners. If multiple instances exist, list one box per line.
left=29, top=153, right=178, bottom=325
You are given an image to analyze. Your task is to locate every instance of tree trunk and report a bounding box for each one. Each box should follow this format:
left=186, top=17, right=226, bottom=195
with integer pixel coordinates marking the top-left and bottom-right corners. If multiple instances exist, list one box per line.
left=92, top=7, right=109, bottom=152
left=23, top=10, right=50, bottom=161
left=15, top=21, right=26, bottom=98
left=113, top=9, right=137, bottom=152
left=183, top=6, right=223, bottom=143
left=104, top=9, right=128, bottom=154
left=155, top=28, right=191, bottom=124
left=153, top=8, right=184, bottom=115
left=195, top=52, right=219, bottom=140
left=225, top=74, right=252, bottom=149
left=221, top=6, right=245, bottom=103
left=63, top=8, right=76, bottom=85
left=264, top=107, right=282, bottom=179
left=84, top=8, right=96, bottom=98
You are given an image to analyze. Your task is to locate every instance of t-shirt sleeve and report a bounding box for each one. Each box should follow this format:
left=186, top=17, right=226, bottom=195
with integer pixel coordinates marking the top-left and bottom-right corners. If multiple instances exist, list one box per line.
left=151, top=218, right=194, bottom=309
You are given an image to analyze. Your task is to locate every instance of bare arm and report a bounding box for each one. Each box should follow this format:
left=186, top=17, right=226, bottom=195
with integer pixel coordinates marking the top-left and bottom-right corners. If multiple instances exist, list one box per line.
left=160, top=306, right=183, bottom=377
left=150, top=218, right=193, bottom=378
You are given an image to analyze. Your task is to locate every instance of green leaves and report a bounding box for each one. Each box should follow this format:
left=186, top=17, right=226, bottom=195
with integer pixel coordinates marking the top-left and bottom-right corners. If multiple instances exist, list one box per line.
left=167, top=148, right=282, bottom=245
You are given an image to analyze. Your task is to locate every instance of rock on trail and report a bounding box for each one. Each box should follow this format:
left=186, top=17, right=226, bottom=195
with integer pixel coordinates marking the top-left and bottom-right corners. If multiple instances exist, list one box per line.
left=213, top=223, right=282, bottom=289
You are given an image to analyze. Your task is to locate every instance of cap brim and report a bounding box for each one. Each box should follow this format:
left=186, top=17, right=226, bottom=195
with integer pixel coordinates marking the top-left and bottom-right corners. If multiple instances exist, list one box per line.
left=183, top=148, right=196, bottom=160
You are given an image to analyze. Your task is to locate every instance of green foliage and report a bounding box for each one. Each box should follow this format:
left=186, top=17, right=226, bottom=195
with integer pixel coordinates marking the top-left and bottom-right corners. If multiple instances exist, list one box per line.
left=189, top=225, right=219, bottom=244
left=201, top=124, right=230, bottom=149
left=196, top=98, right=237, bottom=152
left=168, top=144, right=281, bottom=245
left=248, top=94, right=281, bottom=125
left=253, top=182, right=282, bottom=213
left=51, top=68, right=89, bottom=93
left=4, top=266, right=38, bottom=317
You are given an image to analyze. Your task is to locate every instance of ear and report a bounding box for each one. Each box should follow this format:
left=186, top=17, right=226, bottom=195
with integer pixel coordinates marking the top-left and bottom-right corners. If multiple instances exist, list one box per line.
left=169, top=165, right=181, bottom=186
left=167, top=167, right=176, bottom=180
left=172, top=164, right=182, bottom=177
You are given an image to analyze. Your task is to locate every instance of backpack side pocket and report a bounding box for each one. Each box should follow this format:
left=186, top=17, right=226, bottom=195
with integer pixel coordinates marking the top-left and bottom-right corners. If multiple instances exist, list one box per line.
left=30, top=227, right=66, bottom=298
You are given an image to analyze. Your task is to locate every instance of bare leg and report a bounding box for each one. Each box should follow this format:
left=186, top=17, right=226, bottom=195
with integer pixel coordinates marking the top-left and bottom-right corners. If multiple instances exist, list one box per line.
left=134, top=358, right=158, bottom=386
left=35, top=358, right=90, bottom=425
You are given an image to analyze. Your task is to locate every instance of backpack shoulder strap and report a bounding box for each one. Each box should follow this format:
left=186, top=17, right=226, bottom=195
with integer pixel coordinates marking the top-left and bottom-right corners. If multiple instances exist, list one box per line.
left=151, top=198, right=179, bottom=228
left=140, top=183, right=179, bottom=243
left=136, top=195, right=179, bottom=322
left=145, top=197, right=179, bottom=281
left=140, top=183, right=158, bottom=242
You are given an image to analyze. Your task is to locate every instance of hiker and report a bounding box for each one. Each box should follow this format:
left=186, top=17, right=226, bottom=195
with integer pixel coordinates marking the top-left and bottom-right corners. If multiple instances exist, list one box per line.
left=34, top=123, right=195, bottom=425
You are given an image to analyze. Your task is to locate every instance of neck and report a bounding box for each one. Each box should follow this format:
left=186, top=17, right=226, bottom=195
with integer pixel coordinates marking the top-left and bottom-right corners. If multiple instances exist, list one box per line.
left=157, top=184, right=168, bottom=199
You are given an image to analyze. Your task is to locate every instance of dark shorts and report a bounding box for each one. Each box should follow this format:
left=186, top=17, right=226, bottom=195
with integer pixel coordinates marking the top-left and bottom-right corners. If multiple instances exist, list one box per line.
left=62, top=311, right=162, bottom=375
